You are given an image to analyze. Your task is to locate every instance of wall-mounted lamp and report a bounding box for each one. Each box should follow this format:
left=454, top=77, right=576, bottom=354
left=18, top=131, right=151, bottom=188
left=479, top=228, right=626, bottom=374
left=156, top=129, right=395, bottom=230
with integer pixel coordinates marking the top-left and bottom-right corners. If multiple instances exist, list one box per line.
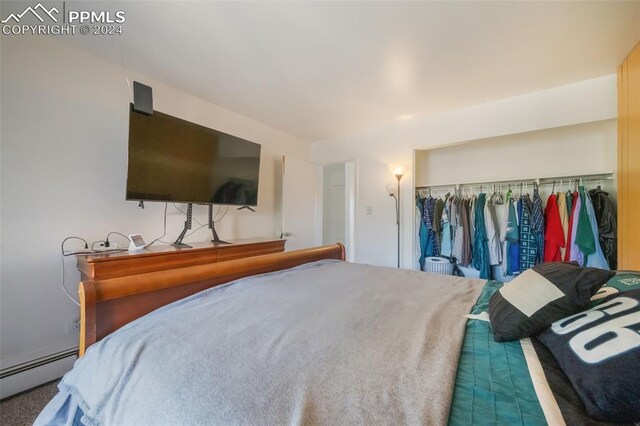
left=388, top=165, right=406, bottom=268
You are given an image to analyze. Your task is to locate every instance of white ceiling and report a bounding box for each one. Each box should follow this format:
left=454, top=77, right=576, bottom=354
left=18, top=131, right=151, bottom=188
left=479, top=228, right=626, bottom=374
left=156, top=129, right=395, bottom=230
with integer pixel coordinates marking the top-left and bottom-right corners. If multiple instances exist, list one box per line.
left=59, top=1, right=640, bottom=142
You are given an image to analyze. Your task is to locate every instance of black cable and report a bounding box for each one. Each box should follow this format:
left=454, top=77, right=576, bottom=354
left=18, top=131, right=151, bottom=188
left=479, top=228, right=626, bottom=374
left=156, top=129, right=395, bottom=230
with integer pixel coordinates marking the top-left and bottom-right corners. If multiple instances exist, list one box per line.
left=185, top=223, right=208, bottom=237
left=105, top=231, right=130, bottom=248
left=173, top=203, right=205, bottom=227
left=183, top=206, right=228, bottom=238
left=61, top=236, right=89, bottom=254
left=59, top=234, right=128, bottom=307
left=88, top=240, right=129, bottom=253
left=145, top=202, right=168, bottom=248
left=212, top=205, right=222, bottom=221
left=215, top=206, right=229, bottom=223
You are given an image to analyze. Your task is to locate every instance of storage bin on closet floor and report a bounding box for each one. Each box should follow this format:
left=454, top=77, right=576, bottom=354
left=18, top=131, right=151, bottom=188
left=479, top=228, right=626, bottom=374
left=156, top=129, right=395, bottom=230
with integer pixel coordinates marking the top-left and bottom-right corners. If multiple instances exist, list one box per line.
left=424, top=257, right=454, bottom=275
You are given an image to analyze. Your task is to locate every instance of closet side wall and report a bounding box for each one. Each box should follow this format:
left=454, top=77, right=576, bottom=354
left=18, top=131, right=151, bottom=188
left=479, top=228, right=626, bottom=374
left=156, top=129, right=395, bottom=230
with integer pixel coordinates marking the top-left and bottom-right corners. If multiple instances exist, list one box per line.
left=618, top=42, right=640, bottom=270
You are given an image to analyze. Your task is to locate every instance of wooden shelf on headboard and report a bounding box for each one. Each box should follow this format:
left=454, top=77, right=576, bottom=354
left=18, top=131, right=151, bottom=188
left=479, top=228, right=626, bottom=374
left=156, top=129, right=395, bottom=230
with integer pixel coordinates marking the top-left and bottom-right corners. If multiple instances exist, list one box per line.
left=75, top=238, right=286, bottom=281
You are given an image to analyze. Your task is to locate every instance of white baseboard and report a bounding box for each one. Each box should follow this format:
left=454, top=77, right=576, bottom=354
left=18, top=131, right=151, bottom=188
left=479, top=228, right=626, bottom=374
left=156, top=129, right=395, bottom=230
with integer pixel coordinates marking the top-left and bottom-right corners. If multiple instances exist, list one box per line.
left=0, top=354, right=76, bottom=399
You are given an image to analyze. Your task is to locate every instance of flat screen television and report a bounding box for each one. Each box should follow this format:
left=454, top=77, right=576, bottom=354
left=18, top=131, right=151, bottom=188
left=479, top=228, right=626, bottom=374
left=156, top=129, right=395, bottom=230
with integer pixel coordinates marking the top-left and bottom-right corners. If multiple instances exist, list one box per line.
left=126, top=105, right=261, bottom=206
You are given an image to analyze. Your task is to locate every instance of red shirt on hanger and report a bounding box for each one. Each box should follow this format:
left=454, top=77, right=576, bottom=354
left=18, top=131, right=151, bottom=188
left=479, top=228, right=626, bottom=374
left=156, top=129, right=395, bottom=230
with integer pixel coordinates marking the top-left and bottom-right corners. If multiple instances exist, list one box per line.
left=544, top=193, right=565, bottom=262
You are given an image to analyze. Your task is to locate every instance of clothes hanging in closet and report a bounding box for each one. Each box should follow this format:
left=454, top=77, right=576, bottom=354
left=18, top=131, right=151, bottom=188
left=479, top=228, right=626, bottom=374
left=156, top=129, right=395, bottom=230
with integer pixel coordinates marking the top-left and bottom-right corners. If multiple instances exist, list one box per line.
left=460, top=198, right=473, bottom=267
left=433, top=198, right=445, bottom=239
left=484, top=199, right=502, bottom=266
left=415, top=180, right=615, bottom=275
left=416, top=202, right=424, bottom=270
left=440, top=197, right=452, bottom=258
left=564, top=191, right=579, bottom=262
left=568, top=193, right=584, bottom=265
left=588, top=188, right=617, bottom=269
left=557, top=192, right=569, bottom=260
left=451, top=198, right=464, bottom=262
left=472, top=193, right=491, bottom=279
left=575, top=186, right=596, bottom=263
left=582, top=189, right=609, bottom=270
left=543, top=193, right=564, bottom=262
left=424, top=197, right=440, bottom=257
left=565, top=189, right=573, bottom=219
left=531, top=188, right=545, bottom=263
left=506, top=198, right=521, bottom=275
left=519, top=196, right=537, bottom=271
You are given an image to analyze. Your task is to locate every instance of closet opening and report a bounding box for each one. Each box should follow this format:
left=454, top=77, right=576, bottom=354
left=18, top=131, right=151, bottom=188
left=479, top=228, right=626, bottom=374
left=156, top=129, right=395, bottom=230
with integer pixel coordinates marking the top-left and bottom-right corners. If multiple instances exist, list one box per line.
left=413, top=119, right=618, bottom=280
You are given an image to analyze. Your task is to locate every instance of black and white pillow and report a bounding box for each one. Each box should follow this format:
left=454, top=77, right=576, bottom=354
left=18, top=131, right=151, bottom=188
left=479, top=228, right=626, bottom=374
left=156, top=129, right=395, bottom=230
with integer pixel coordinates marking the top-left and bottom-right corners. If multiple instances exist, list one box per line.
left=537, top=289, right=640, bottom=423
left=590, top=271, right=640, bottom=305
left=489, top=262, right=615, bottom=342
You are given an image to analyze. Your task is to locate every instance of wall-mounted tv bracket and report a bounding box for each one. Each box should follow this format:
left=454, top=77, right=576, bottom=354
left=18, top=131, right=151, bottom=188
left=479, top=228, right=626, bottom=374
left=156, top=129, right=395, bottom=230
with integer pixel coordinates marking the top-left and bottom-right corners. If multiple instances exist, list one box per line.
left=209, top=205, right=230, bottom=245
left=172, top=203, right=193, bottom=248
left=132, top=81, right=153, bottom=115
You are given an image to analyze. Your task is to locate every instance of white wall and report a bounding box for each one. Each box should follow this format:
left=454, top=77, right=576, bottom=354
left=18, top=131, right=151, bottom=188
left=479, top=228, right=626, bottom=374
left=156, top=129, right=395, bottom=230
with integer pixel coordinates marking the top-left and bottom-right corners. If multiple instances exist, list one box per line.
left=354, top=157, right=398, bottom=267
left=312, top=75, right=617, bottom=268
left=416, top=120, right=617, bottom=186
left=0, top=36, right=310, bottom=379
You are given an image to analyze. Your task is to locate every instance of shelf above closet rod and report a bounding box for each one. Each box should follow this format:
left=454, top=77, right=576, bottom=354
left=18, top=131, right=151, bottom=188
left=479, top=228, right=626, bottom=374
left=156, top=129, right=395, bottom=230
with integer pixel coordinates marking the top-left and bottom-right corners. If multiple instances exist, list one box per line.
left=415, top=171, right=615, bottom=190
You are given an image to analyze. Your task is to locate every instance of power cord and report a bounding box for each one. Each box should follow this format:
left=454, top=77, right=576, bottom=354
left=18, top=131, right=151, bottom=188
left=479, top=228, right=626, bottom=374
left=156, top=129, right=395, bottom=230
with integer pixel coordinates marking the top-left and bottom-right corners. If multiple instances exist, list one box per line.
left=215, top=206, right=229, bottom=222
left=183, top=206, right=229, bottom=238
left=185, top=224, right=208, bottom=237
left=59, top=202, right=226, bottom=306
left=145, top=202, right=168, bottom=248
left=105, top=231, right=130, bottom=248
left=60, top=236, right=126, bottom=307
left=60, top=236, right=89, bottom=254
left=60, top=254, right=80, bottom=307
left=60, top=237, right=88, bottom=307
left=173, top=203, right=205, bottom=227
left=91, top=240, right=107, bottom=251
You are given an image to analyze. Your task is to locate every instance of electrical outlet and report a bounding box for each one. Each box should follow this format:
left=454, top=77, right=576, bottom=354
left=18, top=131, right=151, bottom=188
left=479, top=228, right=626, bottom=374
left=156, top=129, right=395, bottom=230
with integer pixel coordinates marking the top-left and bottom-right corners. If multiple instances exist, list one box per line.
left=94, top=242, right=119, bottom=251
left=70, top=317, right=81, bottom=333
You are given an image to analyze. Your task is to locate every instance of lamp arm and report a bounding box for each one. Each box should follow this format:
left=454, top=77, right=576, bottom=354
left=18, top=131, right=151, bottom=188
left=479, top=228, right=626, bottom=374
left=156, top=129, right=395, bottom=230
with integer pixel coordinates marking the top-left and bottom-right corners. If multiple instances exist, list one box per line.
left=395, top=173, right=403, bottom=269
left=390, top=194, right=399, bottom=225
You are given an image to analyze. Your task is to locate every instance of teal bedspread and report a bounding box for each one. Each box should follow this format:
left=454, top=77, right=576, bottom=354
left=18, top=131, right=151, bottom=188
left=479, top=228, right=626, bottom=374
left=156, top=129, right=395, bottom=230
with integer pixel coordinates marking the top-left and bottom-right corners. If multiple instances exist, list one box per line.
left=449, top=281, right=547, bottom=425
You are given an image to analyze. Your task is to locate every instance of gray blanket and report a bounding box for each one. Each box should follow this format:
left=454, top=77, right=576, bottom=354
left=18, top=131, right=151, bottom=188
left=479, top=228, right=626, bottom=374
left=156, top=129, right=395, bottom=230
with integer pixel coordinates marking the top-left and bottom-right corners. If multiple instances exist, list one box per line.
left=60, top=260, right=484, bottom=426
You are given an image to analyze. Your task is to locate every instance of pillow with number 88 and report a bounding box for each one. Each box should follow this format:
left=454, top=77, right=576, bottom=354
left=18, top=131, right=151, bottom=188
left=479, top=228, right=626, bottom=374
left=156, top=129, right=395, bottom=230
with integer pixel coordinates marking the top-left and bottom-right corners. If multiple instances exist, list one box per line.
left=537, top=289, right=640, bottom=423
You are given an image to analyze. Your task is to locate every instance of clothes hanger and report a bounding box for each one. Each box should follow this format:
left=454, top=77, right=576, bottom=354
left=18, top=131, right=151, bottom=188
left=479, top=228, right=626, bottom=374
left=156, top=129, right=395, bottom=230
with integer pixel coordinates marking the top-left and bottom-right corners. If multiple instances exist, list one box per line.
left=495, top=184, right=504, bottom=204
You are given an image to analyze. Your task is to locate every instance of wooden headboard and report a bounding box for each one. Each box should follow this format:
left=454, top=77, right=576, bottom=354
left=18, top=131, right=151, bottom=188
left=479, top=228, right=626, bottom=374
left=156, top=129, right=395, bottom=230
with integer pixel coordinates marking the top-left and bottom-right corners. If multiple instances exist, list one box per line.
left=79, top=243, right=345, bottom=355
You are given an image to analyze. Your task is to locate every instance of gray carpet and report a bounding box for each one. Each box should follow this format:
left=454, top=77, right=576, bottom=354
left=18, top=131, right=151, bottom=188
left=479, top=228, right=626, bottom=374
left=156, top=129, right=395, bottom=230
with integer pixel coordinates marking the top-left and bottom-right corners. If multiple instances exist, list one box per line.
left=0, top=380, right=59, bottom=426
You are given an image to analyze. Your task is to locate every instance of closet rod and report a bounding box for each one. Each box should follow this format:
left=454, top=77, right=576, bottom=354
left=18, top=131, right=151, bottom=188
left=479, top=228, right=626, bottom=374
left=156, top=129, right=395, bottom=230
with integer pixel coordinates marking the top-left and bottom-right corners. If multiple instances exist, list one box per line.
left=415, top=171, right=614, bottom=191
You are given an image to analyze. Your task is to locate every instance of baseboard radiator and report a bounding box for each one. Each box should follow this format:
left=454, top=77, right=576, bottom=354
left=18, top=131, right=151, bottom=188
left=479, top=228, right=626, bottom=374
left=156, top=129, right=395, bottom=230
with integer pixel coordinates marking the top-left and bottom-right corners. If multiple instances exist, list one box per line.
left=0, top=347, right=77, bottom=399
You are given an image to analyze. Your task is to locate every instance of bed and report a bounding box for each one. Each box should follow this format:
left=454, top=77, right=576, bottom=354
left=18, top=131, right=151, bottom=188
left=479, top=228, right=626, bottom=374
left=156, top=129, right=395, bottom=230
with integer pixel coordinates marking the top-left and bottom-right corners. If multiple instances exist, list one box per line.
left=35, top=244, right=640, bottom=425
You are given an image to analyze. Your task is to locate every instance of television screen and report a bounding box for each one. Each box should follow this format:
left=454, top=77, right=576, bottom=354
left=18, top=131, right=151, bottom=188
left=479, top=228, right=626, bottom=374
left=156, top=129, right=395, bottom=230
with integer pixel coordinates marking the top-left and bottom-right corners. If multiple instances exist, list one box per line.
left=126, top=105, right=261, bottom=206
